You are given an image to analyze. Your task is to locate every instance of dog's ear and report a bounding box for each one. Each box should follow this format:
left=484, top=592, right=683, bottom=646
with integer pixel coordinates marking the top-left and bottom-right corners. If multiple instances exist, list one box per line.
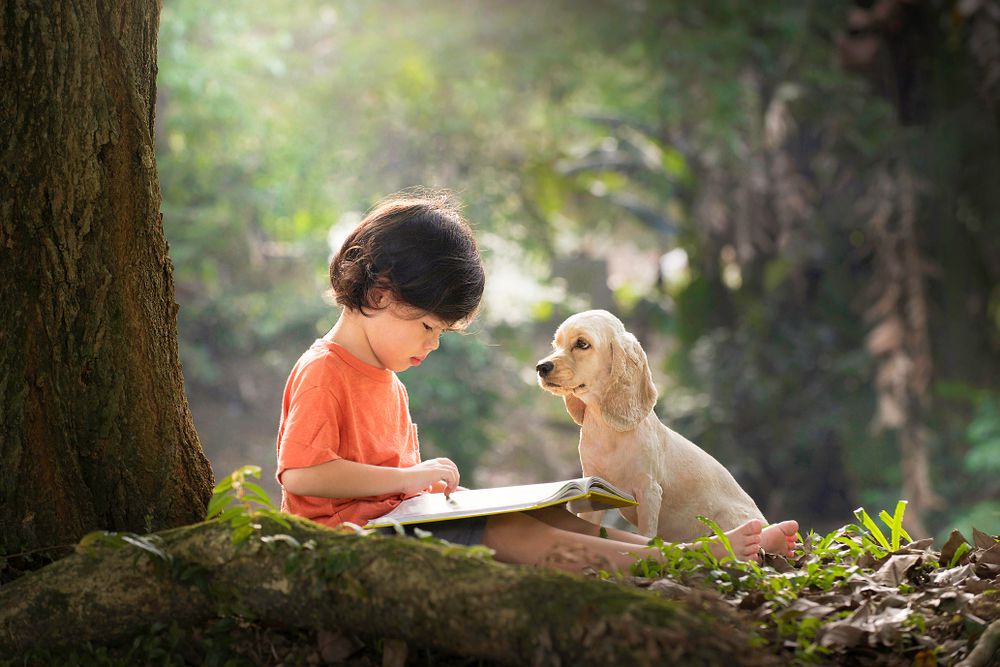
left=600, top=331, right=657, bottom=431
left=564, top=394, right=586, bottom=425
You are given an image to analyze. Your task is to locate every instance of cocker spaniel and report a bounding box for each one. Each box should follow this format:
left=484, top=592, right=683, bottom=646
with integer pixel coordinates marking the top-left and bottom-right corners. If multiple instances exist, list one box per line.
left=536, top=309, right=768, bottom=542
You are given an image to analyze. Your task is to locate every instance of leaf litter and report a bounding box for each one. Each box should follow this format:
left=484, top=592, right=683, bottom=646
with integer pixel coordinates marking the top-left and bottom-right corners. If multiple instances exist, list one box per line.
left=618, top=519, right=1000, bottom=666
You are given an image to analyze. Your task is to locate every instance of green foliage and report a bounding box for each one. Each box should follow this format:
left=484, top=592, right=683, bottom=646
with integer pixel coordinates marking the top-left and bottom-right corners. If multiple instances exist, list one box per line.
left=933, top=385, right=1000, bottom=539
left=156, top=0, right=1000, bottom=540
left=849, top=502, right=912, bottom=557
left=965, top=393, right=1000, bottom=474
left=208, top=465, right=290, bottom=545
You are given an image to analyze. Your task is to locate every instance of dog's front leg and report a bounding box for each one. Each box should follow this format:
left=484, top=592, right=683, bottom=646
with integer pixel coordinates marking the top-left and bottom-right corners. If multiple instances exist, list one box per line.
left=636, top=480, right=664, bottom=538
left=576, top=509, right=606, bottom=528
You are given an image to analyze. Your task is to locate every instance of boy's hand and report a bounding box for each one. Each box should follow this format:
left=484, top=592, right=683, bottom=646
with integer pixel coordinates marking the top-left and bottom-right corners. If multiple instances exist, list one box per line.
left=401, top=458, right=460, bottom=497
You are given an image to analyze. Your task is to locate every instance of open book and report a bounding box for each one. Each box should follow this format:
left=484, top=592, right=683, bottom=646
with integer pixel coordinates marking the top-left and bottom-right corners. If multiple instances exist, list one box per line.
left=364, top=476, right=637, bottom=529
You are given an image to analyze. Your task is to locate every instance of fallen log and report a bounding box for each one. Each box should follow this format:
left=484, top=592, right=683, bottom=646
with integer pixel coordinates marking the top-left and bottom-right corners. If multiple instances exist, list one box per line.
left=0, top=515, right=778, bottom=666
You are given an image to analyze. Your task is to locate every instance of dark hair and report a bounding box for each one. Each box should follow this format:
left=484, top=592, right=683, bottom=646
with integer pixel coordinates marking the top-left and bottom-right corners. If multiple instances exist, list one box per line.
left=328, top=190, right=485, bottom=326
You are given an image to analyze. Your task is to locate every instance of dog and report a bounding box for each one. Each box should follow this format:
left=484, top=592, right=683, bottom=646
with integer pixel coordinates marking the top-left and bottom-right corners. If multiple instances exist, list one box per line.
left=536, top=309, right=766, bottom=542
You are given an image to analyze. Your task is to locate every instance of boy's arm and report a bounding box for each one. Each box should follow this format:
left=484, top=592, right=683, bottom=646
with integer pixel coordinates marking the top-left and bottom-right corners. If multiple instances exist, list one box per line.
left=281, top=457, right=460, bottom=498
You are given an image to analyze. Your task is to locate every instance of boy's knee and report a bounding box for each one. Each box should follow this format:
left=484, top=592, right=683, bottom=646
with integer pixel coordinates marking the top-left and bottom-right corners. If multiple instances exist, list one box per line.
left=485, top=511, right=540, bottom=537
left=483, top=512, right=556, bottom=553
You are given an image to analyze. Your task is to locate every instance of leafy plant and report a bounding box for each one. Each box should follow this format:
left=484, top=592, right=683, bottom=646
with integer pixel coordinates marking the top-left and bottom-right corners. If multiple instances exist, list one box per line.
left=207, top=465, right=289, bottom=544
left=838, top=502, right=912, bottom=559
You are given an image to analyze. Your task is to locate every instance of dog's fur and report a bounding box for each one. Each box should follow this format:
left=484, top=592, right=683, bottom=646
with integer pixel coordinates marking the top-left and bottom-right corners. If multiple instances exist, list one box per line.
left=536, top=309, right=765, bottom=541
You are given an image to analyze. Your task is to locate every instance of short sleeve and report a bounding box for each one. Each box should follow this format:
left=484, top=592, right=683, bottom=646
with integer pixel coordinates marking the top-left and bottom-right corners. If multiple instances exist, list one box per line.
left=277, top=385, right=343, bottom=480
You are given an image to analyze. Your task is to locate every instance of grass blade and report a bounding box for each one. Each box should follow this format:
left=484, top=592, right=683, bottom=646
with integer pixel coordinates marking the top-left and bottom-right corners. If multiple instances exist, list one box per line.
left=854, top=507, right=890, bottom=550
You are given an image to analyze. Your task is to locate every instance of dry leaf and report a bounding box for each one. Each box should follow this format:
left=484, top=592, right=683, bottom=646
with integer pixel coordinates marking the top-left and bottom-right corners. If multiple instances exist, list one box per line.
left=905, top=537, right=936, bottom=552
left=819, top=621, right=867, bottom=649
left=648, top=578, right=692, bottom=598
left=873, top=554, right=922, bottom=586
left=977, top=544, right=1000, bottom=566
left=941, top=530, right=971, bottom=566
left=932, top=564, right=974, bottom=587
left=972, top=528, right=997, bottom=550
left=784, top=597, right=838, bottom=619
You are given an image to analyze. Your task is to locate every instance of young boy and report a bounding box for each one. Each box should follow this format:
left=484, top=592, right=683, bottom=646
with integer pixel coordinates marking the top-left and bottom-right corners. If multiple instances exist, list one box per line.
left=276, top=191, right=797, bottom=575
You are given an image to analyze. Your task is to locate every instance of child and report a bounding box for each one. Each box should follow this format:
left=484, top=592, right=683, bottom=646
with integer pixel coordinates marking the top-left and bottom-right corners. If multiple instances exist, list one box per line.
left=276, top=190, right=798, bottom=575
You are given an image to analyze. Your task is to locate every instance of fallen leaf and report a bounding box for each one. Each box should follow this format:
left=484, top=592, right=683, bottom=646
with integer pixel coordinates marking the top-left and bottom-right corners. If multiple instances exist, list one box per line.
left=932, top=564, right=974, bottom=587
left=873, top=554, right=922, bottom=586
left=819, top=621, right=867, bottom=649
left=962, top=576, right=995, bottom=594
left=941, top=530, right=971, bottom=566
left=972, top=528, right=997, bottom=550
left=905, top=537, right=936, bottom=552
left=874, top=612, right=910, bottom=646
left=783, top=597, right=838, bottom=619
left=937, top=590, right=974, bottom=613
left=648, top=578, right=692, bottom=598
left=762, top=553, right=794, bottom=572
left=973, top=561, right=1000, bottom=579
left=976, top=543, right=1000, bottom=566
left=738, top=589, right=766, bottom=610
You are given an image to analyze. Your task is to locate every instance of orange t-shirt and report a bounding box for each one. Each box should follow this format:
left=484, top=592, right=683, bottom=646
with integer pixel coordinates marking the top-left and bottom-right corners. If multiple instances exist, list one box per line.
left=275, top=338, right=421, bottom=528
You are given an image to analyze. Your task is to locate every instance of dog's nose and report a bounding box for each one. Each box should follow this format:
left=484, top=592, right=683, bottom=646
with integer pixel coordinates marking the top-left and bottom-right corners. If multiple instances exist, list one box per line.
left=536, top=361, right=554, bottom=375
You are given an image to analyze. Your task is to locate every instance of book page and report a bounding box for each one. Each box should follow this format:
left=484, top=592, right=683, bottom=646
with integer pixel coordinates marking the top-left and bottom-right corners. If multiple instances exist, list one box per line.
left=365, top=477, right=637, bottom=527
left=377, top=480, right=574, bottom=524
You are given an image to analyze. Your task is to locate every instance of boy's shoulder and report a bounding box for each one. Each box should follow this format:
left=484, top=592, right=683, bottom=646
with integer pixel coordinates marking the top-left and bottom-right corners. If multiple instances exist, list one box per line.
left=292, top=339, right=394, bottom=388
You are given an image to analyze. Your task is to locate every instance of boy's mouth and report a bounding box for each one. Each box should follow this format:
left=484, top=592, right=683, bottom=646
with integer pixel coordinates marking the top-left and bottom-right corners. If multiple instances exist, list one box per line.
left=410, top=356, right=425, bottom=366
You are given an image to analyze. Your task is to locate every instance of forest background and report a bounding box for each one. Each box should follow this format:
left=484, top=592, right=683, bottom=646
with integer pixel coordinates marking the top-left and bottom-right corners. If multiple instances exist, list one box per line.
left=156, top=0, right=1000, bottom=542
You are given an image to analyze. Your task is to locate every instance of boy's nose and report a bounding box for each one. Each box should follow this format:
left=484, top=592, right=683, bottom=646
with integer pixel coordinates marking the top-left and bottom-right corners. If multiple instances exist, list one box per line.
left=536, top=361, right=554, bottom=376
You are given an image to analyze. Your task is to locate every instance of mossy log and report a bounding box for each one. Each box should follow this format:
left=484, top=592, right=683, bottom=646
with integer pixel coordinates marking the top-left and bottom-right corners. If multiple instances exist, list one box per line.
left=0, top=515, right=778, bottom=666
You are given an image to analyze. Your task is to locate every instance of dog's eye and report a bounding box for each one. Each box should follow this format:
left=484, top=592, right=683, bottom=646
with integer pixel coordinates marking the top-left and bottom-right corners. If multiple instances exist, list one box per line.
left=574, top=339, right=590, bottom=350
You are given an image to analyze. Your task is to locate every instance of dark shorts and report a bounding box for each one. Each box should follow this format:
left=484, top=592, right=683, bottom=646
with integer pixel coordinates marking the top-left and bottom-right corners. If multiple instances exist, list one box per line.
left=376, top=516, right=487, bottom=546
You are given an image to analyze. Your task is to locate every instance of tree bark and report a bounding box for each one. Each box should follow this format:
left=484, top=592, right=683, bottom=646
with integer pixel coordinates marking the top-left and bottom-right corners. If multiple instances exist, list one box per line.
left=0, top=0, right=213, bottom=555
left=0, top=516, right=779, bottom=666
left=864, top=166, right=939, bottom=537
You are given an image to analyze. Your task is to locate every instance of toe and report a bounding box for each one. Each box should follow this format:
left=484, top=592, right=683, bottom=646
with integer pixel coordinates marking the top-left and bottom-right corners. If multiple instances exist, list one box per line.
left=779, top=520, right=799, bottom=536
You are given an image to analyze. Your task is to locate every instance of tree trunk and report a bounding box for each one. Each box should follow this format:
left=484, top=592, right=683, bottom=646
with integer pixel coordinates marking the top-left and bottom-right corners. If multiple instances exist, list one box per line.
left=0, top=0, right=213, bottom=556
left=0, top=516, right=779, bottom=666
left=864, top=166, right=939, bottom=537
left=961, top=0, right=1000, bottom=123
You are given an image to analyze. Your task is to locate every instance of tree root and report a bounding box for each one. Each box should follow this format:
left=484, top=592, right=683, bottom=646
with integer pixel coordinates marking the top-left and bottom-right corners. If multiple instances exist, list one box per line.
left=0, top=516, right=777, bottom=666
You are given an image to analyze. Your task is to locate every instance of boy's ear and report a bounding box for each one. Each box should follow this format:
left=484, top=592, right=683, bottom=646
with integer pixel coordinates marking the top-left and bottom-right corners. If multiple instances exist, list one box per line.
left=369, top=285, right=392, bottom=308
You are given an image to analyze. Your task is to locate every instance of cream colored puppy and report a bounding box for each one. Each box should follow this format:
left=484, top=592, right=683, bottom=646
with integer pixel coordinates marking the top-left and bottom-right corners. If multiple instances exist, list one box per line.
left=536, top=309, right=766, bottom=542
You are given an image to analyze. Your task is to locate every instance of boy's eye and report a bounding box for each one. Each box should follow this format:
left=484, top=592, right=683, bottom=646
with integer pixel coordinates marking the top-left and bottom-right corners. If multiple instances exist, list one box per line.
left=423, top=323, right=434, bottom=332
left=574, top=339, right=590, bottom=350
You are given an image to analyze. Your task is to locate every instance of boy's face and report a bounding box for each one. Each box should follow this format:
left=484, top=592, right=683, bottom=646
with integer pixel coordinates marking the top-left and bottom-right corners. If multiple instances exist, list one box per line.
left=361, top=298, right=453, bottom=372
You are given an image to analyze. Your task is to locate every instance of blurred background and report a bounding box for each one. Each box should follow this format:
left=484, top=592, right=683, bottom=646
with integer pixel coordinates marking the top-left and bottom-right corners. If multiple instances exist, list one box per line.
left=155, top=0, right=1000, bottom=541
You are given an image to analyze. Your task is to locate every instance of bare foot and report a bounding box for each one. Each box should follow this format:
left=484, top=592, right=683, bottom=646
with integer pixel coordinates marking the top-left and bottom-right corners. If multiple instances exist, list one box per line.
left=760, top=520, right=799, bottom=557
left=687, top=519, right=763, bottom=561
